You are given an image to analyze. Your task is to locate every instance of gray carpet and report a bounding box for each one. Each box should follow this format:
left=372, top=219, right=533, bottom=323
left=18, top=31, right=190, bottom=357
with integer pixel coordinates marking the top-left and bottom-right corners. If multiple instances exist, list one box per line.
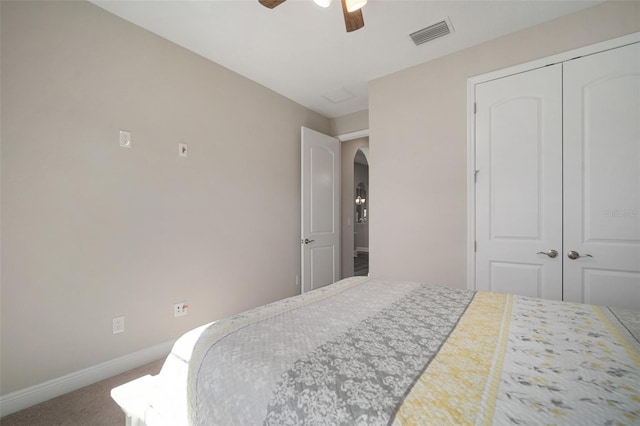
left=0, top=359, right=164, bottom=426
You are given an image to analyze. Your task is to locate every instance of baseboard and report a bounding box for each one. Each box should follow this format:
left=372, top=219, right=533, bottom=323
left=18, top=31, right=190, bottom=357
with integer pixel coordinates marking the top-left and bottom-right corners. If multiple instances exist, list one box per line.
left=0, top=339, right=175, bottom=417
left=356, top=247, right=369, bottom=253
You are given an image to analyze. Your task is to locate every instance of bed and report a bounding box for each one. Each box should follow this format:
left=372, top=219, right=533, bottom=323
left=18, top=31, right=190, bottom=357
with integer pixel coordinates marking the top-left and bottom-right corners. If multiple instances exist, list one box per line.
left=111, top=276, right=640, bottom=425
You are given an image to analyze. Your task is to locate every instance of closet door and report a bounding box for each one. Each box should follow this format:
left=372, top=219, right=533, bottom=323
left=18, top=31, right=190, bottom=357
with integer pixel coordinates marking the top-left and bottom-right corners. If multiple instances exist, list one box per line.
left=475, top=64, right=563, bottom=300
left=563, top=43, right=640, bottom=309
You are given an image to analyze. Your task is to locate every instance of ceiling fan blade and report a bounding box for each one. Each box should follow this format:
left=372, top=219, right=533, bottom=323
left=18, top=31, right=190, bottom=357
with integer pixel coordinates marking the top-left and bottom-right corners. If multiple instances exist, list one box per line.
left=341, top=0, right=364, bottom=32
left=259, top=0, right=286, bottom=9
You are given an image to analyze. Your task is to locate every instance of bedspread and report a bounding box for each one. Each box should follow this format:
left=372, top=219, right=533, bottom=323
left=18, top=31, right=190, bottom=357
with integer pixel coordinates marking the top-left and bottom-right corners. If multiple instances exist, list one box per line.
left=136, top=277, right=640, bottom=425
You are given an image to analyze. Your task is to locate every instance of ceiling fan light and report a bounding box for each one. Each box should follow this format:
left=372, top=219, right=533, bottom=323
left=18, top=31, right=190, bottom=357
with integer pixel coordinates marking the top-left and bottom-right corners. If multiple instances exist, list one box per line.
left=345, top=0, right=366, bottom=12
left=313, top=0, right=332, bottom=7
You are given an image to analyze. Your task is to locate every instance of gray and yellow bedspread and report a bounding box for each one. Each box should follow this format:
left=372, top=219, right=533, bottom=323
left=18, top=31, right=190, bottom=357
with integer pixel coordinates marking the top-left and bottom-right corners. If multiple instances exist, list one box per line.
left=157, top=277, right=639, bottom=425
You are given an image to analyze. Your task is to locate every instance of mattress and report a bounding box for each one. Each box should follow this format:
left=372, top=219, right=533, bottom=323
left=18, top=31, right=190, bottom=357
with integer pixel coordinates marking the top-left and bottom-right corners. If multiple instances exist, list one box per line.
left=113, top=276, right=640, bottom=425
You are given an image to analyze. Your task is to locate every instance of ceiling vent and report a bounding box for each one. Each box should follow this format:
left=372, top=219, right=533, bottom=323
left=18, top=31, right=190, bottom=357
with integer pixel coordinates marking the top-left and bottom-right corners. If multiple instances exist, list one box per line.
left=410, top=18, right=454, bottom=46
left=322, top=87, right=356, bottom=104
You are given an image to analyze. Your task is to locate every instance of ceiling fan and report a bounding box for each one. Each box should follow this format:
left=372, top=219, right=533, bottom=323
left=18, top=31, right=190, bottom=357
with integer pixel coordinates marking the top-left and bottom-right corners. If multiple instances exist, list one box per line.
left=259, top=0, right=366, bottom=33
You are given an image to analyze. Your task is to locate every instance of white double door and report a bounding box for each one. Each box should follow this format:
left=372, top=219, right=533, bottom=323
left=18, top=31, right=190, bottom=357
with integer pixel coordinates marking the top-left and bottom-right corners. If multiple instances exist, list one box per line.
left=475, top=43, right=640, bottom=309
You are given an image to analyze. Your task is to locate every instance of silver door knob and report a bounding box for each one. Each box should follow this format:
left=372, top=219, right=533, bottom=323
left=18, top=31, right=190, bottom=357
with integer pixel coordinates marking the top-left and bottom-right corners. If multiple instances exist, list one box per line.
left=302, top=238, right=315, bottom=245
left=567, top=251, right=593, bottom=260
left=537, top=249, right=558, bottom=258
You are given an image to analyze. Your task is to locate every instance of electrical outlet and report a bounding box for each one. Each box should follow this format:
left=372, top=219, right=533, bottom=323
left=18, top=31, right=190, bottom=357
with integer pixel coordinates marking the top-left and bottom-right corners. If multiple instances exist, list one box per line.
left=112, top=316, right=125, bottom=334
left=173, top=302, right=188, bottom=317
left=119, top=130, right=131, bottom=148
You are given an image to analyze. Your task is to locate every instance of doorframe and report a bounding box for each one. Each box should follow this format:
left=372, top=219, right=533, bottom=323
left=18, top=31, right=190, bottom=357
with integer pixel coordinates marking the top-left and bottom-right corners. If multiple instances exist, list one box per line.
left=299, top=127, right=369, bottom=292
left=337, top=129, right=370, bottom=279
left=337, top=129, right=369, bottom=142
left=353, top=146, right=370, bottom=256
left=465, top=32, right=640, bottom=291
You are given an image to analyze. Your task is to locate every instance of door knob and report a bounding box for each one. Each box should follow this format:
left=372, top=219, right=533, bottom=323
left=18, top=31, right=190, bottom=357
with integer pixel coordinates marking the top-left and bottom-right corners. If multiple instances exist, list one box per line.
left=567, top=250, right=593, bottom=260
left=302, top=238, right=315, bottom=245
left=536, top=249, right=558, bottom=258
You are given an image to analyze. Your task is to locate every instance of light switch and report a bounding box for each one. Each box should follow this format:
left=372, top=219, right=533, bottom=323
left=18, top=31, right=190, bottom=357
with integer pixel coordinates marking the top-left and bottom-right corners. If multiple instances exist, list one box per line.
left=179, top=143, right=188, bottom=158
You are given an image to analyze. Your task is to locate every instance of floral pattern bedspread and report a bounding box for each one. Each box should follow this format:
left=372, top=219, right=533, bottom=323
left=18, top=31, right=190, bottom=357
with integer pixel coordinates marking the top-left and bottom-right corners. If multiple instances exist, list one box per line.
left=154, top=277, right=639, bottom=425
left=392, top=293, right=640, bottom=425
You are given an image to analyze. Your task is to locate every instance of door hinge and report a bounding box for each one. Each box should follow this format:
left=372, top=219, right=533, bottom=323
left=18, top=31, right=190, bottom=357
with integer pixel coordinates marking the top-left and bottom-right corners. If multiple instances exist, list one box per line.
left=474, top=169, right=479, bottom=182
left=473, top=102, right=476, bottom=114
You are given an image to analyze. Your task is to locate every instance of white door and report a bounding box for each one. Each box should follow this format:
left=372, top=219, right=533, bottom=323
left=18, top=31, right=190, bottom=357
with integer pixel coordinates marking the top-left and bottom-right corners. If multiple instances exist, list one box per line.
left=563, top=43, right=640, bottom=309
left=301, top=127, right=341, bottom=293
left=475, top=64, right=563, bottom=300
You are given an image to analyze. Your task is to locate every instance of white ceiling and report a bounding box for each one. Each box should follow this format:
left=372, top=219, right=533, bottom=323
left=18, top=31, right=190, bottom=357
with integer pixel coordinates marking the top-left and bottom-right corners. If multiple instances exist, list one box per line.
left=90, top=0, right=602, bottom=119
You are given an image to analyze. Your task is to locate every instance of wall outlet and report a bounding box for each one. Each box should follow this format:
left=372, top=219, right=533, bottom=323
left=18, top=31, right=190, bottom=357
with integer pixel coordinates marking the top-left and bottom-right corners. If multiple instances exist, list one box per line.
left=112, top=316, right=125, bottom=334
left=119, top=130, right=131, bottom=148
left=173, top=302, right=188, bottom=317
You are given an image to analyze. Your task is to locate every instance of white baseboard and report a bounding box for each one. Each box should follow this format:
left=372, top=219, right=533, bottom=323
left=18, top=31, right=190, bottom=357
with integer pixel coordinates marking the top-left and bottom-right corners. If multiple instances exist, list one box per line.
left=0, top=339, right=175, bottom=417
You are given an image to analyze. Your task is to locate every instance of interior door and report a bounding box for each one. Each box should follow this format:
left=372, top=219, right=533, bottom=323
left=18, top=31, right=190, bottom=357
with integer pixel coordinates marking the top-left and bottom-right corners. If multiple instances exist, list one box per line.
left=563, top=43, right=640, bottom=309
left=475, top=64, right=563, bottom=300
left=301, top=127, right=341, bottom=293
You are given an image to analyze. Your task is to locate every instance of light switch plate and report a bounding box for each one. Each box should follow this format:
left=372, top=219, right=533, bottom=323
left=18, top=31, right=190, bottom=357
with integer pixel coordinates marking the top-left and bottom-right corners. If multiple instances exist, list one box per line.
left=178, top=143, right=188, bottom=158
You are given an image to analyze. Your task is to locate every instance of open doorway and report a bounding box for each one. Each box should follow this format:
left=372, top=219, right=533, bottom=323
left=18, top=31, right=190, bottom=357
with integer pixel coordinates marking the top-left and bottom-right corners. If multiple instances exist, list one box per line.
left=340, top=137, right=369, bottom=279
left=353, top=148, right=369, bottom=276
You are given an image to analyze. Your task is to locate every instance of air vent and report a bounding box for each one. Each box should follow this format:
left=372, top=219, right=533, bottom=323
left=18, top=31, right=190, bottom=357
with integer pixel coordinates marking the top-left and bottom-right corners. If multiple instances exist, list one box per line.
left=322, top=87, right=356, bottom=104
left=410, top=18, right=453, bottom=46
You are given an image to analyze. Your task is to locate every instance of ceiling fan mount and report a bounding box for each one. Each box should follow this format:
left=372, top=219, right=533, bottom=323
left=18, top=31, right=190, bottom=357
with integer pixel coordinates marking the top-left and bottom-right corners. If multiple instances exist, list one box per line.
left=259, top=0, right=365, bottom=33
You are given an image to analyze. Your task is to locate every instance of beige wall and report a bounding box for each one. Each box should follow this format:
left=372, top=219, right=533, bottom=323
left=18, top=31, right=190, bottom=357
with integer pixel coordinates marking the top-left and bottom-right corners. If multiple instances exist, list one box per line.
left=369, top=1, right=640, bottom=286
left=0, top=0, right=330, bottom=394
left=340, top=138, right=369, bottom=278
left=330, top=109, right=369, bottom=136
